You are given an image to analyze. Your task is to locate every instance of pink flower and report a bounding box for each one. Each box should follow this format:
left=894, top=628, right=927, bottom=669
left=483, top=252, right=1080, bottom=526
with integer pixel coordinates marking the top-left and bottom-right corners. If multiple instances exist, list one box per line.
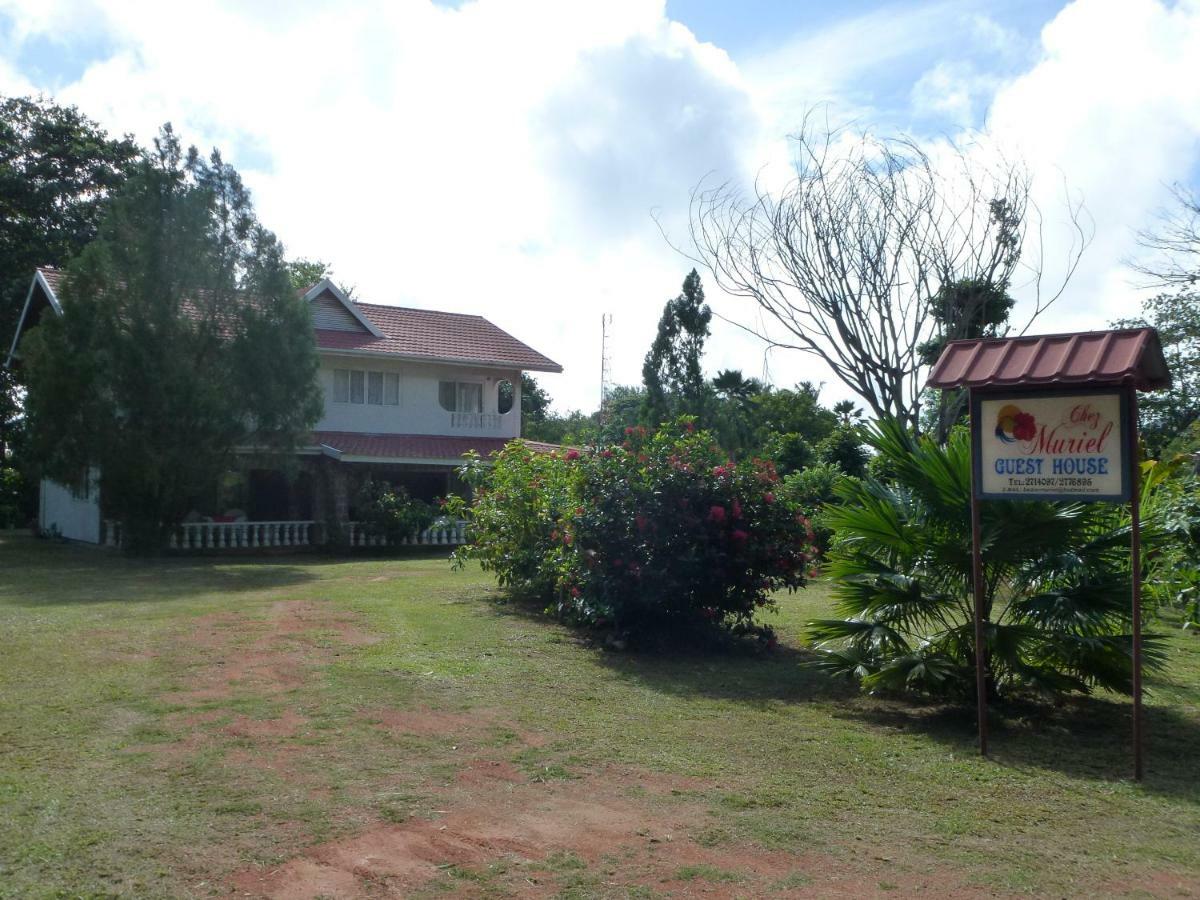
left=601, top=449, right=613, bottom=459
left=707, top=505, right=727, bottom=524
left=566, top=449, right=580, bottom=461
left=625, top=426, right=635, bottom=436
left=713, top=465, right=727, bottom=477
left=730, top=529, right=750, bottom=546
left=570, top=586, right=581, bottom=598
left=564, top=533, right=574, bottom=546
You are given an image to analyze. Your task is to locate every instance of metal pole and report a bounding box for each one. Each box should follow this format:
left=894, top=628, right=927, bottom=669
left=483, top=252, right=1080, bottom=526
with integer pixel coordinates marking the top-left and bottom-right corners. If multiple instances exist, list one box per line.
left=968, top=389, right=989, bottom=757
left=1129, top=384, right=1143, bottom=782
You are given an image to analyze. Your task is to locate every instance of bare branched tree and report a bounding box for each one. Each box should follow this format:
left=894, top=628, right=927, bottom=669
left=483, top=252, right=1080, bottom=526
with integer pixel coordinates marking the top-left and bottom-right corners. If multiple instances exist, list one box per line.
left=682, top=114, right=1091, bottom=431
left=1132, top=182, right=1200, bottom=288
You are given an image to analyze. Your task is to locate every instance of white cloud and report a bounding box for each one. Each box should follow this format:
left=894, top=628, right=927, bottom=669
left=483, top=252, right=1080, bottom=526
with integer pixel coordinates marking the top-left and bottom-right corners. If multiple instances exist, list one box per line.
left=984, top=0, right=1200, bottom=329
left=1, top=0, right=1198, bottom=416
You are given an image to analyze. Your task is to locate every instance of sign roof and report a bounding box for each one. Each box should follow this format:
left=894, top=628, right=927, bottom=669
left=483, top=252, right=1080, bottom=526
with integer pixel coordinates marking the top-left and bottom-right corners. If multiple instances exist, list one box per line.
left=927, top=328, right=1171, bottom=392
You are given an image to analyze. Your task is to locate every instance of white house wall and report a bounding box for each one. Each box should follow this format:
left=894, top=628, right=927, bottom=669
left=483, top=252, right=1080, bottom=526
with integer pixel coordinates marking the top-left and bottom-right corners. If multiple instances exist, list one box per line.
left=315, top=355, right=522, bottom=439
left=39, top=471, right=101, bottom=544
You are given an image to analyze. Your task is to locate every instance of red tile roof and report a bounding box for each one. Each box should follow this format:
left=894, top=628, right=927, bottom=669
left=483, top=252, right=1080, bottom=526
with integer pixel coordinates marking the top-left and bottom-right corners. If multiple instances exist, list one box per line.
left=315, top=299, right=562, bottom=372
left=310, top=431, right=560, bottom=462
left=31, top=269, right=562, bottom=374
left=927, top=328, right=1171, bottom=392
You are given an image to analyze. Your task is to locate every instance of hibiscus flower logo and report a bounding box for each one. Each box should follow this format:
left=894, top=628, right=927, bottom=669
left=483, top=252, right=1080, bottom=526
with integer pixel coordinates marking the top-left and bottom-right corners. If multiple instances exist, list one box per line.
left=995, top=404, right=1037, bottom=442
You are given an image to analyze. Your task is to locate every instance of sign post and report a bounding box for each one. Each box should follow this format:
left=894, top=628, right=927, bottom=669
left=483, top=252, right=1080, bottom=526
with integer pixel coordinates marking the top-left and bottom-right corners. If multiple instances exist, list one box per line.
left=928, top=329, right=1171, bottom=782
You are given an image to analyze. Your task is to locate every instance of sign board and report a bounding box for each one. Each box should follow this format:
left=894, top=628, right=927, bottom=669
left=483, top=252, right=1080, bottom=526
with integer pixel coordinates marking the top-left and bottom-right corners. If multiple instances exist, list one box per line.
left=971, top=390, right=1130, bottom=502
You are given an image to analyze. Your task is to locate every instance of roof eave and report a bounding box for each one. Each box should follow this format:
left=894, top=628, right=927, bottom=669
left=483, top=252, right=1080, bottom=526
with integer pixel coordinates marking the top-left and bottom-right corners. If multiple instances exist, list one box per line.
left=315, top=345, right=562, bottom=373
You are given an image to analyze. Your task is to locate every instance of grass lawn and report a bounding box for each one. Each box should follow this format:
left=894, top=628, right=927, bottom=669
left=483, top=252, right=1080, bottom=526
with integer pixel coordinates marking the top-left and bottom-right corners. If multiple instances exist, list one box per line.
left=1, top=531, right=1198, bottom=898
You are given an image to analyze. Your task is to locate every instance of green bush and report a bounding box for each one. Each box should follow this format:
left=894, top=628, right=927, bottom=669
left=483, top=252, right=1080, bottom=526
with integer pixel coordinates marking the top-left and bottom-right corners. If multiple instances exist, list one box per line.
left=780, top=462, right=855, bottom=555
left=806, top=419, right=1166, bottom=701
left=1143, top=461, right=1200, bottom=628
left=0, top=466, right=25, bottom=530
left=354, top=479, right=436, bottom=544
left=450, top=421, right=816, bottom=644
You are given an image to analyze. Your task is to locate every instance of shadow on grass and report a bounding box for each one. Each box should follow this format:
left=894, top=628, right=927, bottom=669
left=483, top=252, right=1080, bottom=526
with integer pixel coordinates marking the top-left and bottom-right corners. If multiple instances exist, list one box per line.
left=487, top=591, right=859, bottom=706
left=832, top=686, right=1200, bottom=801
left=0, top=532, right=327, bottom=606
left=488, top=589, right=1200, bottom=797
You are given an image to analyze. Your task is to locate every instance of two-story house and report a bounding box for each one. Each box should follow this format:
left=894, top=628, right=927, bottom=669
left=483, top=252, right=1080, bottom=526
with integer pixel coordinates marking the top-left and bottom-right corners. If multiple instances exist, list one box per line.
left=6, top=268, right=561, bottom=548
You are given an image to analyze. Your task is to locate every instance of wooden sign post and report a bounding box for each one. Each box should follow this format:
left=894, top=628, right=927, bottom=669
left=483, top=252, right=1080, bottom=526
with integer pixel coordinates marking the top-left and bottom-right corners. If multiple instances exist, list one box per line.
left=928, top=330, right=1171, bottom=781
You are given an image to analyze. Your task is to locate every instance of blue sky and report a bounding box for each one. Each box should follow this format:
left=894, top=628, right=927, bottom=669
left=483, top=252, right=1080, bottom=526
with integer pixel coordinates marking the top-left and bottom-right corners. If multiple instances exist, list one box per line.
left=1, top=0, right=1198, bottom=412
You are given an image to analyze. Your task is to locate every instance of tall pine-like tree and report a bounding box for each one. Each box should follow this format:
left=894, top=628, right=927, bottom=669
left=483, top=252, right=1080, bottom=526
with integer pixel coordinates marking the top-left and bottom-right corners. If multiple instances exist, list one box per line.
left=642, top=269, right=712, bottom=425
left=21, top=126, right=323, bottom=551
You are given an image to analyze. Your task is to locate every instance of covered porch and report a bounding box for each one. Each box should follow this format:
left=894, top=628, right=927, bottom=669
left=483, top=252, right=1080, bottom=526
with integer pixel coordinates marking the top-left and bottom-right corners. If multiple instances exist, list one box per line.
left=101, top=432, right=541, bottom=551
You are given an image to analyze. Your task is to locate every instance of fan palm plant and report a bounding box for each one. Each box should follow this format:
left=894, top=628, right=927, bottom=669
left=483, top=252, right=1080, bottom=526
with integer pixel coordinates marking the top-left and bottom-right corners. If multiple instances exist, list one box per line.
left=806, top=418, right=1166, bottom=700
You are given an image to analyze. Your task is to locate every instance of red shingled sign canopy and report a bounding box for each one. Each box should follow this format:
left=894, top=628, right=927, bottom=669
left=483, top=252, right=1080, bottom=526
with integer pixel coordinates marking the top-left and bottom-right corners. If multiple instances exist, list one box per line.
left=927, top=328, right=1171, bottom=392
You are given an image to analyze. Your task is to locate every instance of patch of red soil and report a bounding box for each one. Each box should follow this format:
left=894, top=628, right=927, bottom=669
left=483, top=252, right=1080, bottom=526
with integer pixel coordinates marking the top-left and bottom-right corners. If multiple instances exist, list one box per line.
left=362, top=707, right=482, bottom=738
left=161, top=600, right=372, bottom=706
left=223, top=709, right=309, bottom=740
left=227, top=761, right=996, bottom=899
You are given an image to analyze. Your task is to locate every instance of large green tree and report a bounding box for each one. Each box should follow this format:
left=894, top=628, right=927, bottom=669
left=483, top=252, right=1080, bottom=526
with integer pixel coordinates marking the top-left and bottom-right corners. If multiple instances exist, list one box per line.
left=1112, top=290, right=1200, bottom=457
left=21, top=126, right=322, bottom=551
left=1, top=96, right=139, bottom=357
left=642, top=269, right=712, bottom=425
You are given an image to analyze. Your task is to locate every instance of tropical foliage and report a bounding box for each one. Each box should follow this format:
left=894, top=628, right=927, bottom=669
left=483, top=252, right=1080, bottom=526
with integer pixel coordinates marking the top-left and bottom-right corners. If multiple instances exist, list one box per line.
left=449, top=421, right=816, bottom=644
left=354, top=478, right=437, bottom=544
left=805, top=419, right=1166, bottom=700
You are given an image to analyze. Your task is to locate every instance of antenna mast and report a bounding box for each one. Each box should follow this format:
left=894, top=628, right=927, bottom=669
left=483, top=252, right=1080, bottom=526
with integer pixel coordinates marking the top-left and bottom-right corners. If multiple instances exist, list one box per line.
left=599, top=313, right=613, bottom=423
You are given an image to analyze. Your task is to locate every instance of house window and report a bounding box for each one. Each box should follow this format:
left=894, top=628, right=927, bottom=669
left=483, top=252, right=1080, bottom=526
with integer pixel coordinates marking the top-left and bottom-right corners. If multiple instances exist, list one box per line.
left=497, top=379, right=515, bottom=414
left=439, top=380, right=483, bottom=413
left=334, top=368, right=401, bottom=405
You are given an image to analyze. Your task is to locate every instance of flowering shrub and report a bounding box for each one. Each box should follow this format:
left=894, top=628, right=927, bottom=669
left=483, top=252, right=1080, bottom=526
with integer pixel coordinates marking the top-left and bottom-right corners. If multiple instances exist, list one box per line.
left=449, top=421, right=816, bottom=644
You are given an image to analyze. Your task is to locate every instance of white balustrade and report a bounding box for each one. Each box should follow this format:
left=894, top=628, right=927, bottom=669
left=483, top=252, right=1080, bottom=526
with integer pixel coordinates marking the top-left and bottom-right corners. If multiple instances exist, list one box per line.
left=103, top=517, right=467, bottom=551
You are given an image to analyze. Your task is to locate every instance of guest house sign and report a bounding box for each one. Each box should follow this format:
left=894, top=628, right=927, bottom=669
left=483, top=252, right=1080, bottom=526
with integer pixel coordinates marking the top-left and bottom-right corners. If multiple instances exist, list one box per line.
left=972, top=390, right=1129, bottom=501
left=928, top=328, right=1171, bottom=778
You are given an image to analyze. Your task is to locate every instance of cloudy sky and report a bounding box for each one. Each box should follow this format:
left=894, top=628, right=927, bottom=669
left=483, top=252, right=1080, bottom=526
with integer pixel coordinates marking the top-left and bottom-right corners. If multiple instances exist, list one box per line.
left=2, top=0, right=1199, bottom=412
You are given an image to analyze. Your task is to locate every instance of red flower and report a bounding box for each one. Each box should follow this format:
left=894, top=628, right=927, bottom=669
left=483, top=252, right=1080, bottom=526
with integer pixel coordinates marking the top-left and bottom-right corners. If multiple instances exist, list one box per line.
left=570, top=586, right=581, bottom=598
left=764, top=492, right=775, bottom=504
left=713, top=465, right=727, bottom=477
left=566, top=449, right=581, bottom=461
left=625, top=426, right=635, bottom=436
left=575, top=507, right=584, bottom=517
left=731, top=498, right=743, bottom=519
left=685, top=421, right=696, bottom=432
left=1013, top=412, right=1037, bottom=441
left=550, top=529, right=559, bottom=542
left=635, top=515, right=649, bottom=532
left=601, top=448, right=613, bottom=459
left=564, top=533, right=574, bottom=546
left=707, top=505, right=726, bottom=524
left=730, top=529, right=750, bottom=546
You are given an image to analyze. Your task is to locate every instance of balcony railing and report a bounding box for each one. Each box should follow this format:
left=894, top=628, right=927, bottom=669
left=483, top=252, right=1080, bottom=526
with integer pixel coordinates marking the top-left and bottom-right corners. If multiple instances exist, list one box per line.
left=449, top=412, right=503, bottom=429
left=103, top=519, right=469, bottom=551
